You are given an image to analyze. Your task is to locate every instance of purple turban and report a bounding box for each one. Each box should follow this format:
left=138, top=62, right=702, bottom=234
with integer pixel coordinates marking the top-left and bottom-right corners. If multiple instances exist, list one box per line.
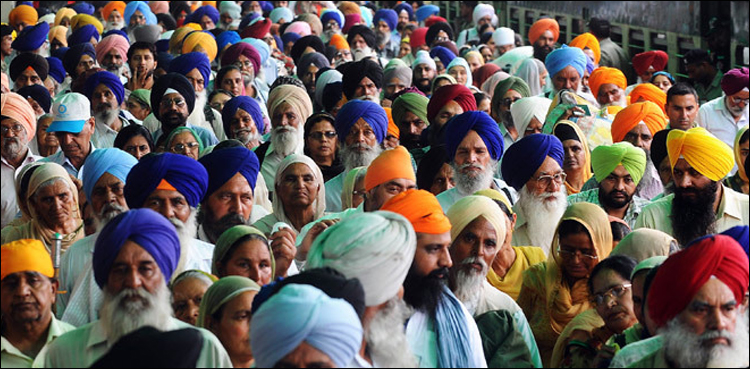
left=335, top=100, right=388, bottom=144
left=221, top=96, right=265, bottom=138
left=221, top=42, right=261, bottom=75
left=169, top=52, right=211, bottom=89
left=501, top=134, right=565, bottom=191
left=374, top=9, right=398, bottom=31
left=721, top=67, right=749, bottom=96
left=84, top=71, right=125, bottom=105
left=67, top=24, right=100, bottom=46
left=46, top=56, right=65, bottom=84
left=125, top=153, right=209, bottom=208
left=444, top=111, right=504, bottom=162
left=199, top=147, right=261, bottom=196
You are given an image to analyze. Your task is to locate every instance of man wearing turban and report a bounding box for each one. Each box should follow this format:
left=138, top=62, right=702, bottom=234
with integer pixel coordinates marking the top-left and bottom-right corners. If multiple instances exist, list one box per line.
left=426, top=84, right=478, bottom=147
left=11, top=22, right=48, bottom=54
left=9, top=53, right=48, bottom=91
left=187, top=5, right=219, bottom=30
left=297, top=52, right=330, bottom=99
left=684, top=49, right=724, bottom=104
left=457, top=3, right=496, bottom=48
left=222, top=96, right=264, bottom=150
left=695, top=67, right=749, bottom=148
left=83, top=71, right=130, bottom=148
left=62, top=43, right=96, bottom=80
left=347, top=24, right=378, bottom=61
left=631, top=50, right=668, bottom=86
left=95, top=34, right=129, bottom=80
left=529, top=18, right=559, bottom=62
left=412, top=49, right=437, bottom=95
left=9, top=4, right=38, bottom=32
left=382, top=59, right=412, bottom=103
left=341, top=59, right=383, bottom=104
left=632, top=235, right=749, bottom=368
left=392, top=91, right=429, bottom=150
left=44, top=209, right=233, bottom=368
left=589, top=66, right=627, bottom=108
left=170, top=52, right=226, bottom=141
left=636, top=127, right=749, bottom=246
left=545, top=45, right=588, bottom=95
left=568, top=142, right=650, bottom=229
left=373, top=9, right=401, bottom=60
left=102, top=1, right=126, bottom=32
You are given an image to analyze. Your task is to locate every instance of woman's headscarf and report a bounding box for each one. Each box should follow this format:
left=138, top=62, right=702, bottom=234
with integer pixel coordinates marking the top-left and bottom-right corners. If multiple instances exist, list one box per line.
left=165, top=126, right=204, bottom=158
left=610, top=229, right=675, bottom=263
left=446, top=57, right=473, bottom=88
left=212, top=225, right=274, bottom=277
left=553, top=120, right=592, bottom=194
left=514, top=57, right=547, bottom=97
left=341, top=166, right=367, bottom=210
left=197, top=275, right=260, bottom=328
left=271, top=154, right=326, bottom=230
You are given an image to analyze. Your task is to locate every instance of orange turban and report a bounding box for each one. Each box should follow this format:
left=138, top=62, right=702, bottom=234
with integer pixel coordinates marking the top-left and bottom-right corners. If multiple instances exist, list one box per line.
left=384, top=107, right=400, bottom=139
left=1, top=92, right=37, bottom=144
left=528, top=18, right=559, bottom=44
left=102, top=1, right=127, bottom=21
left=381, top=189, right=451, bottom=234
left=338, top=1, right=361, bottom=15
left=364, top=146, right=416, bottom=191
left=71, top=14, right=103, bottom=35
left=629, top=83, right=667, bottom=115
left=182, top=31, right=218, bottom=62
left=9, top=5, right=38, bottom=29
left=611, top=101, right=666, bottom=143
left=569, top=32, right=600, bottom=64
left=667, top=127, right=734, bottom=181
left=1, top=239, right=54, bottom=282
left=329, top=33, right=350, bottom=51
left=54, top=8, right=77, bottom=27
left=632, top=50, right=668, bottom=76
left=588, top=66, right=627, bottom=98
left=48, top=25, right=68, bottom=48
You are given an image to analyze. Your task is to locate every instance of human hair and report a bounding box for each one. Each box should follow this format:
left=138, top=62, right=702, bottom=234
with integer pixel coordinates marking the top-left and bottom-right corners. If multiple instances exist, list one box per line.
left=461, top=1, right=479, bottom=9
left=215, top=65, right=242, bottom=89
left=666, top=82, right=699, bottom=105
left=478, top=24, right=493, bottom=36
left=114, top=124, right=155, bottom=153
left=127, top=41, right=157, bottom=61
left=740, top=129, right=749, bottom=145
left=588, top=254, right=637, bottom=294
left=303, top=112, right=336, bottom=140
left=610, top=221, right=631, bottom=242
left=682, top=49, right=713, bottom=67
left=588, top=18, right=611, bottom=39
left=208, top=88, right=235, bottom=102
left=474, top=92, right=490, bottom=107
left=170, top=270, right=215, bottom=294
left=558, top=219, right=590, bottom=239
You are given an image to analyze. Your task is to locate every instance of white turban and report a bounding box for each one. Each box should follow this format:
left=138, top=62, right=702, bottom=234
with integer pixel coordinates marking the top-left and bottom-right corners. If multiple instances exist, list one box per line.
left=446, top=195, right=507, bottom=243
left=473, top=4, right=496, bottom=27
left=219, top=1, right=241, bottom=19
left=412, top=50, right=437, bottom=71
left=493, top=27, right=515, bottom=47
left=510, top=96, right=553, bottom=138
left=306, top=211, right=417, bottom=306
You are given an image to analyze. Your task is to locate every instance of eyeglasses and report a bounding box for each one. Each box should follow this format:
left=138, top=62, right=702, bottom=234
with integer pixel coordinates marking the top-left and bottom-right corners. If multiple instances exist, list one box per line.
left=591, top=283, right=632, bottom=306
left=234, top=60, right=254, bottom=70
left=729, top=96, right=749, bottom=105
left=1, top=124, right=25, bottom=135
left=309, top=131, right=337, bottom=140
left=533, top=172, right=567, bottom=189
left=557, top=246, right=598, bottom=261
left=161, top=97, right=186, bottom=108
left=171, top=142, right=200, bottom=153
left=502, top=97, right=522, bottom=107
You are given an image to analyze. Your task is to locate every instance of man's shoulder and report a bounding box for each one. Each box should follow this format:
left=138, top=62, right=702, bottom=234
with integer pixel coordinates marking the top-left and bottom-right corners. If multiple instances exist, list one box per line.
left=46, top=320, right=99, bottom=353
left=567, top=188, right=599, bottom=204
left=641, top=194, right=674, bottom=212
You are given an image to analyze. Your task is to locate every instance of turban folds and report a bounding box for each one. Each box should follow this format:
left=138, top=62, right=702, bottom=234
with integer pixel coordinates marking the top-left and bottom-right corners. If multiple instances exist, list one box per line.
left=151, top=73, right=196, bottom=121
left=591, top=142, right=647, bottom=185
left=95, top=34, right=129, bottom=66
left=588, top=67, right=627, bottom=98
left=347, top=25, right=376, bottom=49
left=412, top=49, right=436, bottom=70
left=102, top=2, right=127, bottom=21
left=429, top=46, right=456, bottom=70
left=221, top=42, right=260, bottom=74
left=329, top=34, right=349, bottom=51
left=528, top=18, right=559, bottom=44
left=9, top=5, right=38, bottom=29
left=416, top=5, right=440, bottom=22
left=611, top=101, right=667, bottom=143
left=491, top=76, right=531, bottom=114
left=17, top=84, right=51, bottom=113
left=11, top=22, right=49, bottom=52
left=335, top=100, right=388, bottom=144
left=55, top=8, right=76, bottom=27
left=271, top=7, right=294, bottom=24
left=502, top=134, right=565, bottom=191
left=187, top=5, right=219, bottom=26
left=473, top=63, right=501, bottom=89
left=222, top=96, right=265, bottom=138
left=298, top=52, right=330, bottom=77
left=545, top=45, right=588, bottom=78
left=720, top=67, right=749, bottom=96
left=267, top=84, right=314, bottom=124
left=199, top=147, right=261, bottom=196
left=170, top=52, right=211, bottom=88
left=125, top=153, right=209, bottom=208
left=94, top=209, right=181, bottom=288
left=364, top=146, right=416, bottom=191
left=473, top=4, right=495, bottom=27
left=307, top=211, right=417, bottom=306
left=70, top=14, right=103, bottom=35
left=446, top=195, right=507, bottom=244
left=62, top=43, right=95, bottom=78
left=45, top=56, right=65, bottom=84
left=182, top=31, right=218, bottom=62
left=82, top=148, right=138, bottom=202
left=374, top=9, right=398, bottom=31
left=632, top=50, right=668, bottom=76
left=444, top=111, right=504, bottom=161
left=410, top=27, right=428, bottom=48
left=510, top=96, right=553, bottom=135
left=315, top=70, right=343, bottom=109
left=629, top=83, right=667, bottom=114
left=647, top=235, right=749, bottom=328
left=395, top=3, right=415, bottom=21
left=342, top=59, right=383, bottom=99
left=124, top=1, right=157, bottom=25
left=568, top=32, right=601, bottom=64
left=241, top=18, right=271, bottom=39
left=425, top=22, right=453, bottom=47
left=48, top=25, right=68, bottom=48
left=84, top=71, right=125, bottom=105
left=427, top=84, right=477, bottom=124
left=382, top=189, right=451, bottom=234
left=667, top=127, right=734, bottom=181
left=67, top=24, right=99, bottom=46
left=392, top=93, right=430, bottom=127
left=216, top=30, right=240, bottom=52
left=1, top=92, right=36, bottom=143
left=1, top=239, right=54, bottom=282
left=251, top=284, right=363, bottom=369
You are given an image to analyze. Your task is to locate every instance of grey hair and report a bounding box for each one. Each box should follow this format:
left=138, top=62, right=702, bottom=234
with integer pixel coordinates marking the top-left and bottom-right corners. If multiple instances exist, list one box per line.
left=32, top=177, right=71, bottom=201
left=169, top=270, right=215, bottom=293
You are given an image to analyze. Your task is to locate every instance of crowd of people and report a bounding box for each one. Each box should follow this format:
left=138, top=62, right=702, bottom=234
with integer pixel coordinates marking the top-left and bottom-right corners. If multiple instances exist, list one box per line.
left=1, top=1, right=749, bottom=368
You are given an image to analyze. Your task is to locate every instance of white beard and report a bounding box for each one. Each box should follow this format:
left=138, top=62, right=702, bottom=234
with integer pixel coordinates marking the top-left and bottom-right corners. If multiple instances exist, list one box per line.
left=94, top=108, right=120, bottom=129
left=365, top=297, right=418, bottom=368
left=340, top=142, right=383, bottom=171
left=169, top=209, right=198, bottom=278
left=353, top=47, right=375, bottom=62
left=271, top=125, right=304, bottom=157
left=515, top=185, right=568, bottom=255
left=452, top=160, right=497, bottom=196
left=356, top=93, right=381, bottom=106
left=106, top=20, right=124, bottom=32
left=450, top=256, right=488, bottom=316
left=99, top=283, right=173, bottom=346
left=662, top=314, right=749, bottom=368
left=94, top=203, right=128, bottom=233
left=187, top=89, right=208, bottom=128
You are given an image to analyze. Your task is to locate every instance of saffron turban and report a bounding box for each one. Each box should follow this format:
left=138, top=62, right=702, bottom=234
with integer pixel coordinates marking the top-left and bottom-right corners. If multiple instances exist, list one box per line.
left=125, top=153, right=209, bottom=208
left=588, top=66, right=627, bottom=98
left=329, top=33, right=349, bottom=51
left=307, top=211, right=417, bottom=306
left=17, top=84, right=51, bottom=113
left=667, top=127, right=734, bottom=182
left=363, top=146, right=416, bottom=191
left=473, top=4, right=495, bottom=26
left=221, top=96, right=264, bottom=138
left=721, top=226, right=749, bottom=258
left=545, top=45, right=588, bottom=78
left=54, top=8, right=76, bottom=27
left=267, top=84, right=313, bottom=123
left=170, top=52, right=211, bottom=89
left=221, top=42, right=260, bottom=75
left=251, top=284, right=363, bottom=369
left=94, top=209, right=181, bottom=288
left=446, top=195, right=507, bottom=243
left=48, top=25, right=68, bottom=48
left=502, top=134, right=564, bottom=191
left=182, top=31, right=218, bottom=62
left=335, top=100, right=388, bottom=144
left=410, top=27, right=428, bottom=49
left=631, top=50, right=668, bottom=76
left=150, top=73, right=196, bottom=121
left=528, top=18, right=559, bottom=44
left=216, top=30, right=240, bottom=52
left=385, top=107, right=399, bottom=139
left=720, top=67, right=749, bottom=96
left=395, top=3, right=415, bottom=21
left=647, top=235, right=749, bottom=328
left=491, top=76, right=531, bottom=115
left=0, top=92, right=36, bottom=143
left=392, top=92, right=430, bottom=128
left=45, top=56, right=65, bottom=84
left=415, top=5, right=440, bottom=22
left=591, top=142, right=647, bottom=185
left=72, top=2, right=94, bottom=15
left=271, top=7, right=294, bottom=24
left=444, top=111, right=504, bottom=161
left=374, top=9, right=398, bottom=31
left=187, top=5, right=219, bottom=26
left=102, top=1, right=126, bottom=21
left=510, top=96, right=553, bottom=135
left=9, top=5, right=38, bottom=29
left=95, top=34, right=129, bottom=66
left=11, top=21, right=48, bottom=52
left=1, top=239, right=54, bottom=282
left=84, top=71, right=125, bottom=105
left=10, top=53, right=49, bottom=83
left=425, top=22, right=453, bottom=47
left=197, top=275, right=261, bottom=328
left=430, top=45, right=456, bottom=68
left=610, top=101, right=667, bottom=143
left=338, top=1, right=360, bottom=15
left=629, top=83, right=667, bottom=114
left=62, top=43, right=95, bottom=78
left=199, top=146, right=261, bottom=196
left=241, top=18, right=272, bottom=39
left=124, top=1, right=157, bottom=25
left=70, top=14, right=103, bottom=35
left=568, top=32, right=601, bottom=64
left=427, top=84, right=477, bottom=124
left=382, top=189, right=452, bottom=234
left=82, top=148, right=138, bottom=202
left=67, top=24, right=99, bottom=46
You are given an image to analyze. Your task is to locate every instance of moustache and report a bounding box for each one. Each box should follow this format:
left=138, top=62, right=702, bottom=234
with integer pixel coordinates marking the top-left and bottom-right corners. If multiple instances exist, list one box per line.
left=232, top=128, right=254, bottom=136
left=427, top=267, right=450, bottom=280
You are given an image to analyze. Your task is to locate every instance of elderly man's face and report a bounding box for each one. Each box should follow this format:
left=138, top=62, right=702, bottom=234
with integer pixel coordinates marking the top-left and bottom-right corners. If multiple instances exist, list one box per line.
left=454, top=130, right=492, bottom=178
left=229, top=109, right=260, bottom=148
left=677, top=277, right=739, bottom=341
left=158, top=93, right=190, bottom=129
left=92, top=84, right=119, bottom=115
left=185, top=68, right=205, bottom=93
left=171, top=276, right=210, bottom=326
left=0, top=271, right=57, bottom=325
left=203, top=173, right=253, bottom=233
left=623, top=123, right=653, bottom=152
left=144, top=189, right=192, bottom=224
left=533, top=30, right=556, bottom=56
left=553, top=66, right=581, bottom=92
left=450, top=216, right=498, bottom=276
left=384, top=77, right=407, bottom=99
left=129, top=10, right=147, bottom=27
left=351, top=34, right=369, bottom=51
left=272, top=102, right=301, bottom=129
left=234, top=54, right=256, bottom=79
left=430, top=163, right=455, bottom=195
left=90, top=172, right=128, bottom=223
left=14, top=69, right=43, bottom=90
left=597, top=83, right=625, bottom=106
left=639, top=66, right=657, bottom=84
left=726, top=90, right=749, bottom=117
left=31, top=179, right=75, bottom=229
left=365, top=178, right=417, bottom=212
left=200, top=15, right=216, bottom=30
left=666, top=94, right=699, bottom=130
left=344, top=118, right=378, bottom=148
left=107, top=240, right=165, bottom=295
left=355, top=77, right=380, bottom=100
left=525, top=156, right=565, bottom=197
left=1, top=118, right=29, bottom=160
left=75, top=54, right=96, bottom=78
left=103, top=49, right=124, bottom=74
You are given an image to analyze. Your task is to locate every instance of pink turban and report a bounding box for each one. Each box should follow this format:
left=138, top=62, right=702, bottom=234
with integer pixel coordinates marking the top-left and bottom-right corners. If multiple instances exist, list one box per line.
left=149, top=1, right=170, bottom=15
left=284, top=21, right=311, bottom=37
left=95, top=34, right=130, bottom=65
left=1, top=92, right=37, bottom=143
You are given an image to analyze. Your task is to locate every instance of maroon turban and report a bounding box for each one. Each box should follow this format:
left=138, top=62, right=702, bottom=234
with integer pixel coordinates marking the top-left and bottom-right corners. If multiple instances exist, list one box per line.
left=241, top=18, right=272, bottom=39
left=427, top=84, right=477, bottom=124
left=632, top=50, right=668, bottom=76
left=720, top=67, right=749, bottom=96
left=220, top=42, right=261, bottom=75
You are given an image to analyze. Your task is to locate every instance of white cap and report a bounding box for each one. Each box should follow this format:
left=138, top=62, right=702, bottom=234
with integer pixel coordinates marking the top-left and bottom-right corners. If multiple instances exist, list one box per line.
left=493, top=27, right=515, bottom=47
left=48, top=93, right=91, bottom=134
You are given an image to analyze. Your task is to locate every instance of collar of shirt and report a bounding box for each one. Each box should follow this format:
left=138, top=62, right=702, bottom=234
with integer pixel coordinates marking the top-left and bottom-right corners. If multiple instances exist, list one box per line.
left=1, top=148, right=39, bottom=172
left=717, top=184, right=745, bottom=221
left=1, top=315, right=72, bottom=360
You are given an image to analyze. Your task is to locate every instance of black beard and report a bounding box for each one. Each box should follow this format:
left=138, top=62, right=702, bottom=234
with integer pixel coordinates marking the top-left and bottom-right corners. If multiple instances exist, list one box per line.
left=599, top=187, right=632, bottom=210
left=671, top=181, right=718, bottom=246
left=533, top=44, right=553, bottom=62
left=197, top=206, right=248, bottom=243
left=400, top=133, right=422, bottom=150
left=402, top=266, right=448, bottom=315
left=415, top=79, right=432, bottom=94
left=501, top=110, right=514, bottom=129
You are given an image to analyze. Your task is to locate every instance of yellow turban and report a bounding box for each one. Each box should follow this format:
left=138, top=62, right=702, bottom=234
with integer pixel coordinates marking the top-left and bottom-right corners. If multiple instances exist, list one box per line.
left=569, top=32, right=601, bottom=64
left=182, top=31, right=218, bottom=62
left=381, top=189, right=452, bottom=234
left=474, top=189, right=514, bottom=215
left=170, top=27, right=194, bottom=54
left=48, top=25, right=68, bottom=47
left=54, top=8, right=77, bottom=27
left=71, top=14, right=103, bottom=35
left=446, top=195, right=507, bottom=244
left=611, top=101, right=667, bottom=143
left=591, top=142, right=647, bottom=185
left=588, top=66, right=626, bottom=98
left=629, top=83, right=667, bottom=115
left=1, top=239, right=54, bottom=281
left=9, top=5, right=38, bottom=29
left=364, top=146, right=416, bottom=191
left=102, top=1, right=127, bottom=21
left=184, top=22, right=203, bottom=31
left=667, top=127, right=734, bottom=182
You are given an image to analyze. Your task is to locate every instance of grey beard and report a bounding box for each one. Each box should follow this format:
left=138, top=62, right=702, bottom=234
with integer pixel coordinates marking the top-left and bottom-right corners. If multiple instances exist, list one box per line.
left=662, top=314, right=749, bottom=368
left=105, top=63, right=124, bottom=77
left=187, top=90, right=208, bottom=127
left=271, top=126, right=303, bottom=157
left=94, top=203, right=128, bottom=233
left=232, top=128, right=262, bottom=148
left=365, top=297, right=418, bottom=368
left=451, top=160, right=497, bottom=196
left=99, top=283, right=173, bottom=346
left=727, top=103, right=747, bottom=118
left=340, top=143, right=383, bottom=171
left=94, top=107, right=119, bottom=128
left=356, top=93, right=381, bottom=106
left=376, top=31, right=391, bottom=47
left=449, top=256, right=488, bottom=317
left=515, top=185, right=568, bottom=255
left=169, top=209, right=198, bottom=277
left=2, top=137, right=25, bottom=160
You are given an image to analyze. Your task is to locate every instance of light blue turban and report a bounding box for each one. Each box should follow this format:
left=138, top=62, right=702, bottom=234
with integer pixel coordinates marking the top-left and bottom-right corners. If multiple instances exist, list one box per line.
left=124, top=1, right=157, bottom=26
left=270, top=7, right=294, bottom=24
left=82, top=148, right=138, bottom=203
left=545, top=45, right=588, bottom=78
left=251, top=284, right=363, bottom=368
left=416, top=4, right=440, bottom=22
left=241, top=37, right=270, bottom=64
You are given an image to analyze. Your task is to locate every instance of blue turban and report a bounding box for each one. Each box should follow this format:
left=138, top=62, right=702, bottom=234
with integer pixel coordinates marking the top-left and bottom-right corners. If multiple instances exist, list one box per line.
left=273, top=35, right=283, bottom=52
left=94, top=209, right=180, bottom=288
left=169, top=52, right=211, bottom=89
left=84, top=71, right=125, bottom=105
left=155, top=39, right=169, bottom=53
left=270, top=7, right=294, bottom=24
left=124, top=1, right=157, bottom=26
left=72, top=2, right=95, bottom=15
left=68, top=24, right=100, bottom=46
left=156, top=52, right=174, bottom=72
left=374, top=9, right=398, bottom=32
left=199, top=147, right=261, bottom=197
left=335, top=100, right=388, bottom=144
left=545, top=45, right=588, bottom=78
left=243, top=37, right=270, bottom=64
left=251, top=284, right=363, bottom=369
left=416, top=4, right=440, bottom=22
left=102, top=29, right=129, bottom=43
left=125, top=153, right=209, bottom=209
left=321, top=11, right=343, bottom=29
left=430, top=46, right=456, bottom=68
left=501, top=134, right=565, bottom=191
left=63, top=43, right=96, bottom=78
left=721, top=226, right=749, bottom=258
left=395, top=3, right=415, bottom=21
left=585, top=55, right=595, bottom=74
left=82, top=148, right=138, bottom=202
left=52, top=47, right=69, bottom=62
left=444, top=111, right=505, bottom=162
left=217, top=30, right=240, bottom=52
left=11, top=21, right=49, bottom=52
left=16, top=84, right=51, bottom=113
left=187, top=5, right=220, bottom=26
left=259, top=1, right=274, bottom=14
left=281, top=32, right=301, bottom=46
left=221, top=96, right=264, bottom=138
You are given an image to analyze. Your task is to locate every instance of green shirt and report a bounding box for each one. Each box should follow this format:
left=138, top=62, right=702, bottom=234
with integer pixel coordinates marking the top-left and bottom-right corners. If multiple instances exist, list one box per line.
left=609, top=335, right=664, bottom=368
left=694, top=70, right=724, bottom=105
left=1, top=316, right=75, bottom=368
left=567, top=189, right=649, bottom=229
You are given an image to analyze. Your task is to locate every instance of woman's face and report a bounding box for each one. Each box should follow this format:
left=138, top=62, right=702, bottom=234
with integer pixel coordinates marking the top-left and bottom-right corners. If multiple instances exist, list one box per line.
left=169, top=131, right=200, bottom=160
left=126, top=97, right=151, bottom=121
left=591, top=269, right=638, bottom=334
left=558, top=230, right=598, bottom=280
left=171, top=277, right=211, bottom=326
left=123, top=134, right=151, bottom=160
left=208, top=291, right=257, bottom=364
left=466, top=55, right=483, bottom=73
left=221, top=69, right=244, bottom=97
left=651, top=75, right=672, bottom=93
left=449, top=66, right=467, bottom=86
left=210, top=92, right=232, bottom=113
left=305, top=120, right=338, bottom=162
left=220, top=239, right=273, bottom=285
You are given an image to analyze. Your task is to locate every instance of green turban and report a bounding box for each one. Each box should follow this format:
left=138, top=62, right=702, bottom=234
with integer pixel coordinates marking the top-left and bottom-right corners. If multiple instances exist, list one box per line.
left=591, top=142, right=647, bottom=185
left=392, top=92, right=430, bottom=127
left=491, top=76, right=531, bottom=116
left=197, top=276, right=261, bottom=328
left=212, top=225, right=274, bottom=277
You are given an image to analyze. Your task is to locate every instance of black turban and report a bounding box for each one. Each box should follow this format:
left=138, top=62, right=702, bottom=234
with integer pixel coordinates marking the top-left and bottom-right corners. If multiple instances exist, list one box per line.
left=9, top=52, right=48, bottom=82
left=290, top=35, right=325, bottom=66
left=650, top=128, right=673, bottom=167
left=347, top=24, right=377, bottom=50
left=322, top=82, right=343, bottom=112
left=341, top=59, right=383, bottom=100
left=417, top=145, right=450, bottom=191
left=150, top=73, right=196, bottom=121
left=63, top=43, right=96, bottom=79
left=426, top=21, right=454, bottom=47
left=91, top=327, right=203, bottom=368
left=17, top=84, right=51, bottom=113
